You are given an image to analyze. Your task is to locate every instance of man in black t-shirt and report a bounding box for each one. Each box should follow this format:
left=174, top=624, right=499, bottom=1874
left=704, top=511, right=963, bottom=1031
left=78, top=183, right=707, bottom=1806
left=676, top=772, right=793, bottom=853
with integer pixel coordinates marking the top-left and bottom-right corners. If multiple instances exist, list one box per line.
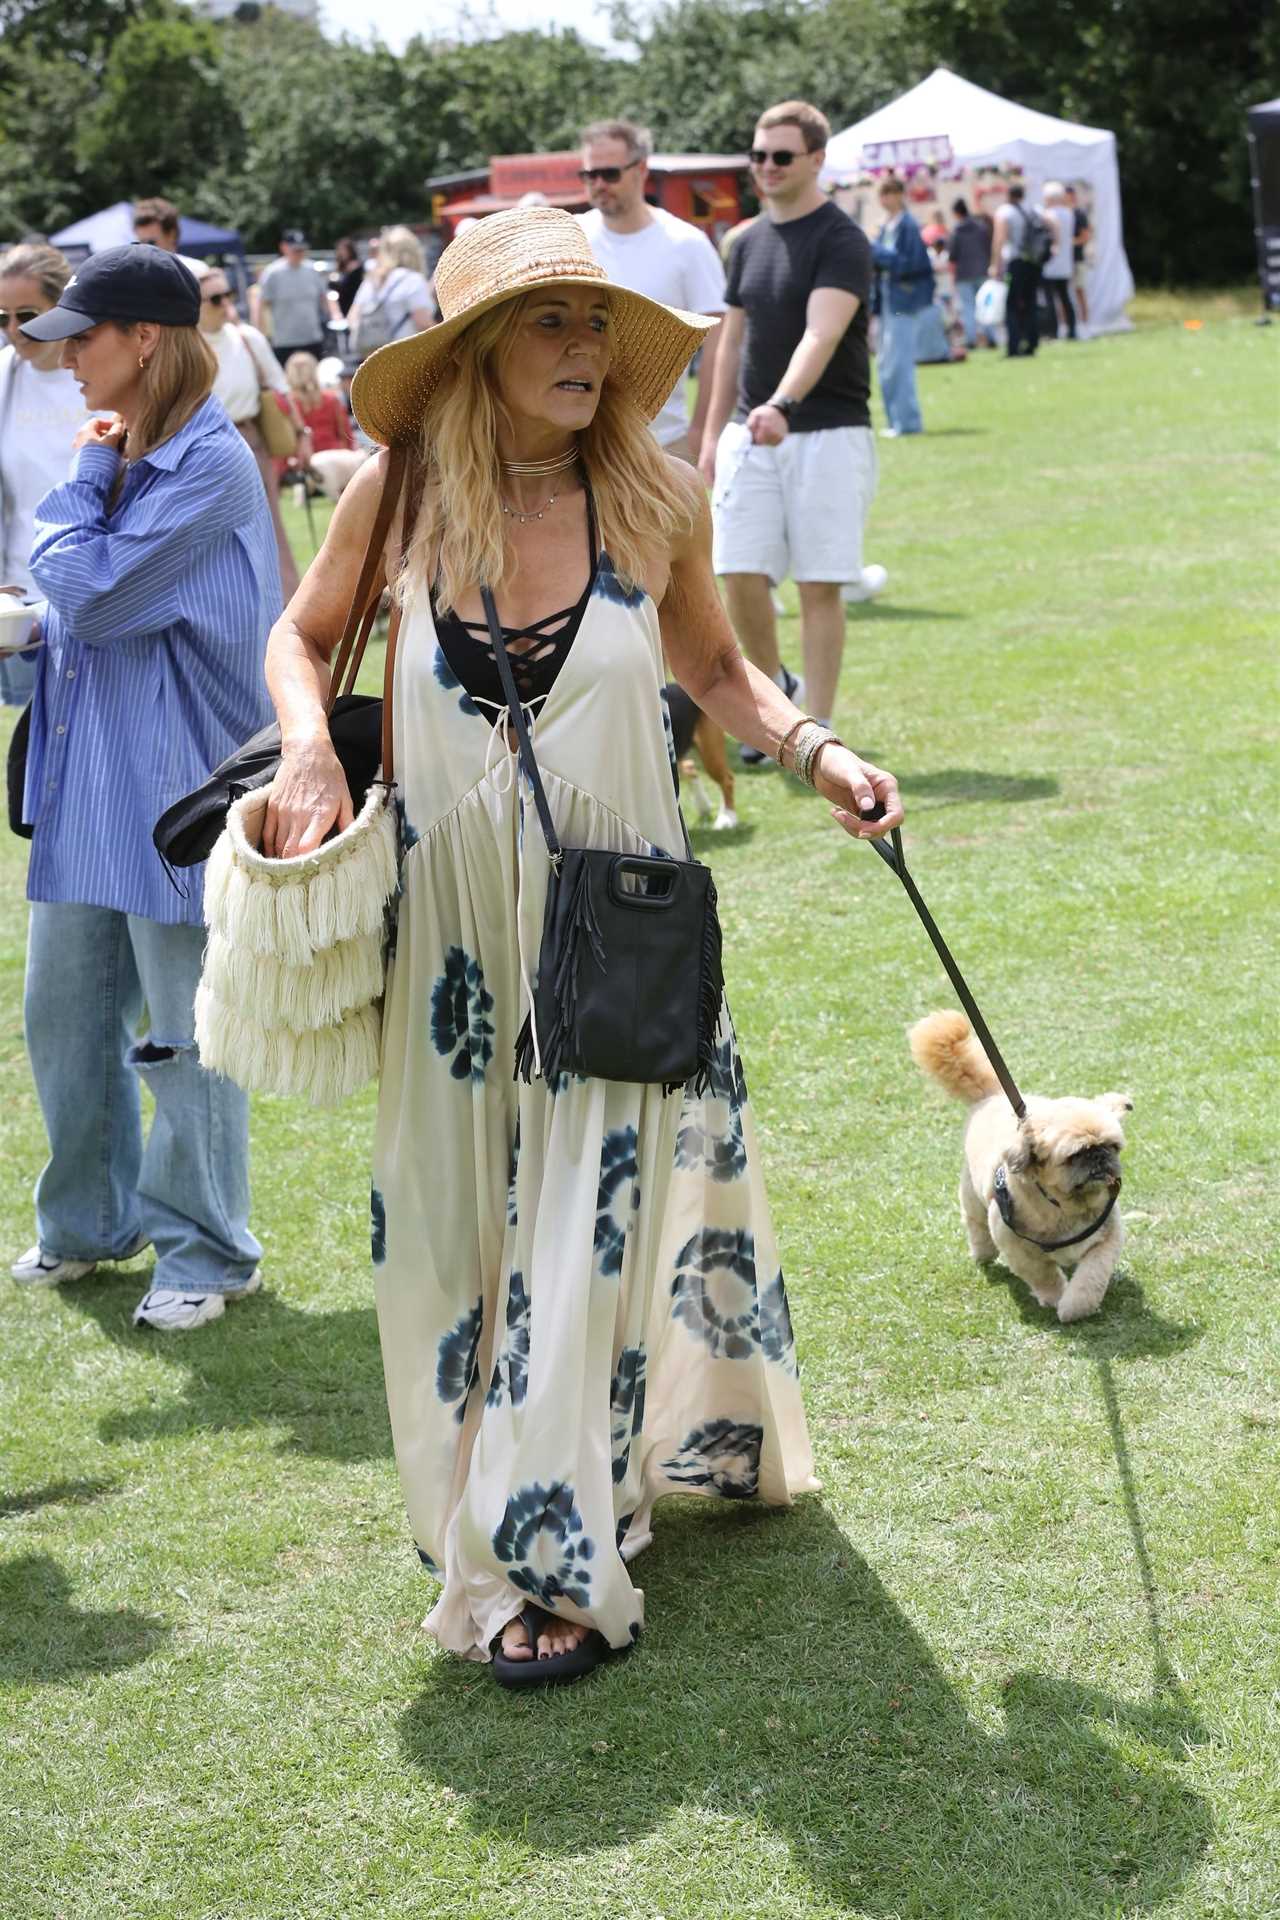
left=700, top=99, right=885, bottom=744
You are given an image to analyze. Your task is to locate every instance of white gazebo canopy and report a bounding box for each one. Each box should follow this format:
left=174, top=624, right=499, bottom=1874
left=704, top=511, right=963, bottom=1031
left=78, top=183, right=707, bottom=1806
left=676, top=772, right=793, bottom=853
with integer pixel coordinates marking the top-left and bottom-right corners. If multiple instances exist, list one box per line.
left=824, top=68, right=1135, bottom=333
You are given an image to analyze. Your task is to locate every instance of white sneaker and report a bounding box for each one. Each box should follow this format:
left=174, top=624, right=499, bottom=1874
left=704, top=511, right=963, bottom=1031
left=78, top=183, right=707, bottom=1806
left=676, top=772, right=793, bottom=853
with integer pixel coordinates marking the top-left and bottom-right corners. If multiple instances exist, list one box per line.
left=842, top=564, right=889, bottom=606
left=11, top=1232, right=150, bottom=1289
left=133, top=1268, right=261, bottom=1333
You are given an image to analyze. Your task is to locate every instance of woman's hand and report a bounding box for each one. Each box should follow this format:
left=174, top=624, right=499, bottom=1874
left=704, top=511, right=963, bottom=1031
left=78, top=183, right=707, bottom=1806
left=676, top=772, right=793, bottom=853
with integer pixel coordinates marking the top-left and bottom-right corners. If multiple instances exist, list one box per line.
left=814, top=744, right=904, bottom=840
left=73, top=415, right=125, bottom=455
left=262, top=736, right=353, bottom=858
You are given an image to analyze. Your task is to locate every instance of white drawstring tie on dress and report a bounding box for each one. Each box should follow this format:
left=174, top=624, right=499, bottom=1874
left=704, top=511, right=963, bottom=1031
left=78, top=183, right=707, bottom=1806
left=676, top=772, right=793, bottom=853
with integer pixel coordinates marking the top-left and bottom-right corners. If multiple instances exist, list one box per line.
left=480, top=694, right=549, bottom=1080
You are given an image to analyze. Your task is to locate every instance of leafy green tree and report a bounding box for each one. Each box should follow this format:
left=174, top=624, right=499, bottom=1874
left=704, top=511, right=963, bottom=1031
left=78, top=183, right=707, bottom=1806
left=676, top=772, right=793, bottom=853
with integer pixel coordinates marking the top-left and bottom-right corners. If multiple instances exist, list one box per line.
left=608, top=0, right=918, bottom=155
left=400, top=27, right=623, bottom=179
left=0, top=0, right=171, bottom=235
left=215, top=11, right=421, bottom=245
left=76, top=8, right=242, bottom=210
left=895, top=0, right=1278, bottom=284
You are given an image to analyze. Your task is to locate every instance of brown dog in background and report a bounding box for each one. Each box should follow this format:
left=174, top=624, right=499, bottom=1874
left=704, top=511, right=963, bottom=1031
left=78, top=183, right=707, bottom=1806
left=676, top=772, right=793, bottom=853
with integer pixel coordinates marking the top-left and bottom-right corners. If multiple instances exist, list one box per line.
left=909, top=1010, right=1132, bottom=1322
left=664, top=683, right=737, bottom=830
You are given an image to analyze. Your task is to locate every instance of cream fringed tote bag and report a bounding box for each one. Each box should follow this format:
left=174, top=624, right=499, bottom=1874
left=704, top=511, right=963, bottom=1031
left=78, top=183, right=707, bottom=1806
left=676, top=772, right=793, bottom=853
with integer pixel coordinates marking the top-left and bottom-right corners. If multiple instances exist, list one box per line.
left=195, top=451, right=410, bottom=1105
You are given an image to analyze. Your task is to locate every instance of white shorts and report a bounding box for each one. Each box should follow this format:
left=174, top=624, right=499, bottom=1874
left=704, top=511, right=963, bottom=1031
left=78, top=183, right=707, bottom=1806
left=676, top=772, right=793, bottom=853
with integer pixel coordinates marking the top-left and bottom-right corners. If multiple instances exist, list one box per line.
left=711, top=422, right=877, bottom=584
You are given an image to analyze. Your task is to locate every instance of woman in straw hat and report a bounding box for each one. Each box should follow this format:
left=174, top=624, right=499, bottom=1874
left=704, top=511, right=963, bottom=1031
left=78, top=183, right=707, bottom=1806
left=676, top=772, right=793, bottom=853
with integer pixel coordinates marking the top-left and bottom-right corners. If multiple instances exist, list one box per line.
left=261, top=207, right=903, bottom=1687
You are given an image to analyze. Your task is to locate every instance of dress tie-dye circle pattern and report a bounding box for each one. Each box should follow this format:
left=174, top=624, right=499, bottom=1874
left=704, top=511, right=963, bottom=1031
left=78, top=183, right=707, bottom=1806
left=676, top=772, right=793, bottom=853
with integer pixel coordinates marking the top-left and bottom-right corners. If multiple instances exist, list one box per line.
left=371, top=546, right=816, bottom=1662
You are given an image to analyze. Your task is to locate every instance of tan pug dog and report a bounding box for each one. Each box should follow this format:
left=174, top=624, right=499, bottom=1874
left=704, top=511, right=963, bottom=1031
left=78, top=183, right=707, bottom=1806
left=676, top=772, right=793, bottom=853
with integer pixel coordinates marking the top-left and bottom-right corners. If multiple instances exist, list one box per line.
left=909, top=1010, right=1132, bottom=1322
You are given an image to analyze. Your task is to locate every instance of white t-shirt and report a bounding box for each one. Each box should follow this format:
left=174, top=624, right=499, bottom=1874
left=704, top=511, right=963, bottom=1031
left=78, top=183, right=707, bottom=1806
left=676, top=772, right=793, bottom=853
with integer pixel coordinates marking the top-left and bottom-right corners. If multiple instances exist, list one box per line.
left=578, top=206, right=726, bottom=446
left=207, top=322, right=286, bottom=425
left=350, top=268, right=434, bottom=353
left=0, top=348, right=90, bottom=590
left=1041, top=206, right=1074, bottom=281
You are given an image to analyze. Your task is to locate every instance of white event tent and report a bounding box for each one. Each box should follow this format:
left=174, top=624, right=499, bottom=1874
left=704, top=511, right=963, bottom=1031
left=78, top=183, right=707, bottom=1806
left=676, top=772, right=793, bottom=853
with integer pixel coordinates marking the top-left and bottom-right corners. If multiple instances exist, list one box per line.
left=824, top=68, right=1135, bottom=334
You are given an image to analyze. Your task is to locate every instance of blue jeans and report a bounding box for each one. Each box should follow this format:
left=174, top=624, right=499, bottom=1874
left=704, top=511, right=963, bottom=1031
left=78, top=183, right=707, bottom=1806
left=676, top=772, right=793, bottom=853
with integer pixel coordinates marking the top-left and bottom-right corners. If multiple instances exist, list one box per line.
left=957, top=278, right=991, bottom=349
left=877, top=306, right=923, bottom=434
left=23, top=902, right=260, bottom=1291
left=0, top=648, right=38, bottom=707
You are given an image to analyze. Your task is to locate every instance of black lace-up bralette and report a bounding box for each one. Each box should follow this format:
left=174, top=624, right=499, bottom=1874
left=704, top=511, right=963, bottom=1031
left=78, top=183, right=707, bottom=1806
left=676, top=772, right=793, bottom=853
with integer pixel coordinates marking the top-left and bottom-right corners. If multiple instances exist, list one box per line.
left=431, top=485, right=599, bottom=711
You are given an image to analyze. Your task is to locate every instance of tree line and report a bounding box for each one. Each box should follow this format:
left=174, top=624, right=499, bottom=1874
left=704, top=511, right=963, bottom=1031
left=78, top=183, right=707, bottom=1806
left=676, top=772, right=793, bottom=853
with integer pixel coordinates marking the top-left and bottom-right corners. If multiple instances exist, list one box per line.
left=0, top=0, right=1274, bottom=284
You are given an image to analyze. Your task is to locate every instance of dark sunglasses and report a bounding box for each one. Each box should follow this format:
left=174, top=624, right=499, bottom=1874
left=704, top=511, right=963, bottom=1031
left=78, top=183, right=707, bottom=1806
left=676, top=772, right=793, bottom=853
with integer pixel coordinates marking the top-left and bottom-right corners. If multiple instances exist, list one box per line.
left=203, top=291, right=230, bottom=306
left=578, top=160, right=641, bottom=185
left=0, top=308, right=40, bottom=329
left=749, top=148, right=804, bottom=168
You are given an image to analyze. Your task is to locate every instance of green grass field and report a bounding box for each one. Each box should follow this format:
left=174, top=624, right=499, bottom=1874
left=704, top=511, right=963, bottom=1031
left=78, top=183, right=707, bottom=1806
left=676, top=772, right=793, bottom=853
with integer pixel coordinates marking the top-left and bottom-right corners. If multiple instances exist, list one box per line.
left=1, top=304, right=1276, bottom=1920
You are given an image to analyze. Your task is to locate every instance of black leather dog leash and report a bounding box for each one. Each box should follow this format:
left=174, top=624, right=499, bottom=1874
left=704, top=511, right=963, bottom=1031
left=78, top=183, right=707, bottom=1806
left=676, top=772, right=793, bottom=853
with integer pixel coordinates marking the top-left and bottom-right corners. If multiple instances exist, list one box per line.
left=864, top=812, right=1122, bottom=1248
left=862, top=812, right=1027, bottom=1120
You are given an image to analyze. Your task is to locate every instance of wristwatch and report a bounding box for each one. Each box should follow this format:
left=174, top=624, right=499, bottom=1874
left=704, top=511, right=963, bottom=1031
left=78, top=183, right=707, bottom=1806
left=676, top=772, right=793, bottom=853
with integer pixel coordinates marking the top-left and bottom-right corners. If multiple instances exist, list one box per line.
left=766, top=393, right=797, bottom=419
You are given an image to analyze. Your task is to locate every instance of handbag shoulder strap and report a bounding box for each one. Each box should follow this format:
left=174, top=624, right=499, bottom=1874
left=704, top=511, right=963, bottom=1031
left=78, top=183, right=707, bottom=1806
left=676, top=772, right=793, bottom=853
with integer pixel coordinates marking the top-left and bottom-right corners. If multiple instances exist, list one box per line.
left=482, top=583, right=562, bottom=863
left=238, top=324, right=275, bottom=393
left=325, top=442, right=408, bottom=714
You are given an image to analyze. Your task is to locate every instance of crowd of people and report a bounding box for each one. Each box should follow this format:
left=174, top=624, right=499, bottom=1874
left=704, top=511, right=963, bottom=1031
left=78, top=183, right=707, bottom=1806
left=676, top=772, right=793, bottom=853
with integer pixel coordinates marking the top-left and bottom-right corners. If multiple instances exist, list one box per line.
left=2, top=99, right=1087, bottom=1686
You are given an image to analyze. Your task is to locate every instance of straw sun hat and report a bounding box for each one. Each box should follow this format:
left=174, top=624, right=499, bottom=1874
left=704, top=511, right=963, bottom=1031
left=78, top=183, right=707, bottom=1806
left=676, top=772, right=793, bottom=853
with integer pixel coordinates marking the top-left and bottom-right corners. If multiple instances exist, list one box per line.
left=351, top=205, right=715, bottom=448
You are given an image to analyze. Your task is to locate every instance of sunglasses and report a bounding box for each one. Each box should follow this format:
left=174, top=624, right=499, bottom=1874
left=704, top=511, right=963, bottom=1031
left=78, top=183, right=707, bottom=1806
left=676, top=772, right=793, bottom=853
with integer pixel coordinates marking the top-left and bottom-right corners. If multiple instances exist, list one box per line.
left=749, top=148, right=805, bottom=168
left=203, top=291, right=230, bottom=306
left=578, top=160, right=641, bottom=185
left=0, top=308, right=40, bottom=329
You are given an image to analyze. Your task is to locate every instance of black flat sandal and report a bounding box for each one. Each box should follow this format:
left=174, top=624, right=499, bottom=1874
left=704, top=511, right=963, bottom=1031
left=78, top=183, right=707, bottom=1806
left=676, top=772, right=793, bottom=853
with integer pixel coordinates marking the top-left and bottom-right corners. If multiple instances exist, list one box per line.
left=490, top=1603, right=612, bottom=1690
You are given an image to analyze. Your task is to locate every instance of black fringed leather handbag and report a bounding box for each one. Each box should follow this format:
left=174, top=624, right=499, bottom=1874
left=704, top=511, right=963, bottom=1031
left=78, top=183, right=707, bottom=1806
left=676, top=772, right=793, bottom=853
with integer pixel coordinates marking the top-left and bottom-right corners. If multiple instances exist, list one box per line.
left=483, top=586, right=723, bottom=1094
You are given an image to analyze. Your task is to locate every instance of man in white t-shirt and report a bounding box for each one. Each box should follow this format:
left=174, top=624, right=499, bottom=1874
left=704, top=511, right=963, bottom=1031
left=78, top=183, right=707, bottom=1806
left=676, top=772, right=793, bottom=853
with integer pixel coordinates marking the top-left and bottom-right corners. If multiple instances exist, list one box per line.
left=577, top=119, right=726, bottom=463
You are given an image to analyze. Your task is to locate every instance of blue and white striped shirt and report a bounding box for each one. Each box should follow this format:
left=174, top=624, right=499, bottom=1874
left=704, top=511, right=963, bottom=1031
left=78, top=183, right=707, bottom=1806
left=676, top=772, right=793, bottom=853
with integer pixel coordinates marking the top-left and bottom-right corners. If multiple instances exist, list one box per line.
left=24, top=396, right=281, bottom=925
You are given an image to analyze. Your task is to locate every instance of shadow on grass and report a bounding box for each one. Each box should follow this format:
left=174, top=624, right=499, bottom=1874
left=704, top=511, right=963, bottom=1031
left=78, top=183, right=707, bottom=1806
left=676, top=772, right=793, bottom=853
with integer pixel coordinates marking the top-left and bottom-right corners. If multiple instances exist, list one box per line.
left=0, top=1477, right=118, bottom=1519
left=0, top=1553, right=168, bottom=1682
left=685, top=818, right=758, bottom=850
left=897, top=768, right=1061, bottom=807
left=844, top=603, right=963, bottom=622
left=59, top=1274, right=391, bottom=1462
left=399, top=1499, right=1210, bottom=1916
left=993, top=1265, right=1203, bottom=1363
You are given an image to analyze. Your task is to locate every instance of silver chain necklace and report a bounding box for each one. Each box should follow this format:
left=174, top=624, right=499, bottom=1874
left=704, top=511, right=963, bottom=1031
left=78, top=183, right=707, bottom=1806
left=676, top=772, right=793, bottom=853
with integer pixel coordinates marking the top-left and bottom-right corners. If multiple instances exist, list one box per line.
left=500, top=486, right=565, bottom=524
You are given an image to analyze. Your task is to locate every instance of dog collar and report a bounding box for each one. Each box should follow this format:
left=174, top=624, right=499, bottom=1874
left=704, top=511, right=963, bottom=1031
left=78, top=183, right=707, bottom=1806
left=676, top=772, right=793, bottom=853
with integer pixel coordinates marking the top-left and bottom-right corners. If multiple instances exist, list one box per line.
left=993, top=1163, right=1120, bottom=1252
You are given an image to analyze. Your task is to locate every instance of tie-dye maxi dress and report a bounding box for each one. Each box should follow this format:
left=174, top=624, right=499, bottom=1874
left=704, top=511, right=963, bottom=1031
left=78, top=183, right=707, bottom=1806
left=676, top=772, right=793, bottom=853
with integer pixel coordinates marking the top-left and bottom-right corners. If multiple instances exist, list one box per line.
left=372, top=549, right=817, bottom=1661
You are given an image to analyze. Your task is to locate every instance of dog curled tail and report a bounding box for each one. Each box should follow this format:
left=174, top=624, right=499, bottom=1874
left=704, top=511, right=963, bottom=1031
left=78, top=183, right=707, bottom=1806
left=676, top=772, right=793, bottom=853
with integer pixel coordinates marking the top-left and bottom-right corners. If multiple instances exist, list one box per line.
left=908, top=1011, right=1000, bottom=1104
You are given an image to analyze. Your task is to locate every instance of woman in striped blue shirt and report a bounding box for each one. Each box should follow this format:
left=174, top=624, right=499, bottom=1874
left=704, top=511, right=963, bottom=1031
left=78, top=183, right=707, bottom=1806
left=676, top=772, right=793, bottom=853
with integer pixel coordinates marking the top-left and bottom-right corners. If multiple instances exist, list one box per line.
left=12, top=245, right=281, bottom=1332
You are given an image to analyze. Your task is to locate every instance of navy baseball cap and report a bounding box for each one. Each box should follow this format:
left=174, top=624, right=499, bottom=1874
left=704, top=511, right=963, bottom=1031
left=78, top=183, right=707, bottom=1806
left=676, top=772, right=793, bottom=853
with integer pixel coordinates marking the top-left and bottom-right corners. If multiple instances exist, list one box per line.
left=20, top=244, right=201, bottom=342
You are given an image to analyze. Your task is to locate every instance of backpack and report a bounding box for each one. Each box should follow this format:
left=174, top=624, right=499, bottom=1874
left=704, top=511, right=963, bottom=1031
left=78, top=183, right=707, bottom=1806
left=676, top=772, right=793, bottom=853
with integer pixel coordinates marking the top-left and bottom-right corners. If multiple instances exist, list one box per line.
left=1014, top=204, right=1054, bottom=269
left=354, top=269, right=408, bottom=357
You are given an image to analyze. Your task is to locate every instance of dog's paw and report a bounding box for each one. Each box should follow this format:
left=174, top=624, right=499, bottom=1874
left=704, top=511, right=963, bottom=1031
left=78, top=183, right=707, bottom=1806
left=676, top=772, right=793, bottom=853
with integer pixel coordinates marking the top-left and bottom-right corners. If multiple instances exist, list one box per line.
left=712, top=808, right=739, bottom=831
left=1057, top=1287, right=1106, bottom=1323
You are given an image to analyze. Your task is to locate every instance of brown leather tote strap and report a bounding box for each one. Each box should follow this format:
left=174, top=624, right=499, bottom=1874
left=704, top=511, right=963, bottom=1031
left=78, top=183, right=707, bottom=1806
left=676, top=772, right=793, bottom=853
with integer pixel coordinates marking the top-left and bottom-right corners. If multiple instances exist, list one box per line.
left=381, top=601, right=403, bottom=786
left=325, top=441, right=408, bottom=714
left=379, top=445, right=425, bottom=787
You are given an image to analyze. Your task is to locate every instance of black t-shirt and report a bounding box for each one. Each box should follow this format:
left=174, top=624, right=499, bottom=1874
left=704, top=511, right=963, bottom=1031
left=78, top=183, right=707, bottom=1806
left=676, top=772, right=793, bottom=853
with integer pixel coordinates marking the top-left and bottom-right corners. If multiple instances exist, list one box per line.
left=724, top=201, right=872, bottom=431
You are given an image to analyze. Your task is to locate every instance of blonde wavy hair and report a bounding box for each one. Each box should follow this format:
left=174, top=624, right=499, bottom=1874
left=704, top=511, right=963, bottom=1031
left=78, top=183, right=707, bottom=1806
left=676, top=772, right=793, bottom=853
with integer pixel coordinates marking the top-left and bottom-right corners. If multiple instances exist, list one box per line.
left=115, top=322, right=216, bottom=461
left=401, top=293, right=699, bottom=613
left=285, top=350, right=323, bottom=408
left=374, top=224, right=426, bottom=282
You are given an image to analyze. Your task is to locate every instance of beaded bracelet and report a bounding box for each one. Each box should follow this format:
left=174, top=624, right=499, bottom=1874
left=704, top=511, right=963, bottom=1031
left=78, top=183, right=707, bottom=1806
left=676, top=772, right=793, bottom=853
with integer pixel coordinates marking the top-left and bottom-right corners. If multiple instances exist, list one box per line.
left=792, top=722, right=842, bottom=788
left=775, top=717, right=809, bottom=768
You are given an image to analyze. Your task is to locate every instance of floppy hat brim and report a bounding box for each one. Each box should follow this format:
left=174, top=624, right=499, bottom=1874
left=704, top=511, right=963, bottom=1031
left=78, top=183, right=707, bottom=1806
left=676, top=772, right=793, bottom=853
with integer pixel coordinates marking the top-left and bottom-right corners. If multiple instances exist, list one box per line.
left=20, top=305, right=97, bottom=342
left=351, top=275, right=715, bottom=449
